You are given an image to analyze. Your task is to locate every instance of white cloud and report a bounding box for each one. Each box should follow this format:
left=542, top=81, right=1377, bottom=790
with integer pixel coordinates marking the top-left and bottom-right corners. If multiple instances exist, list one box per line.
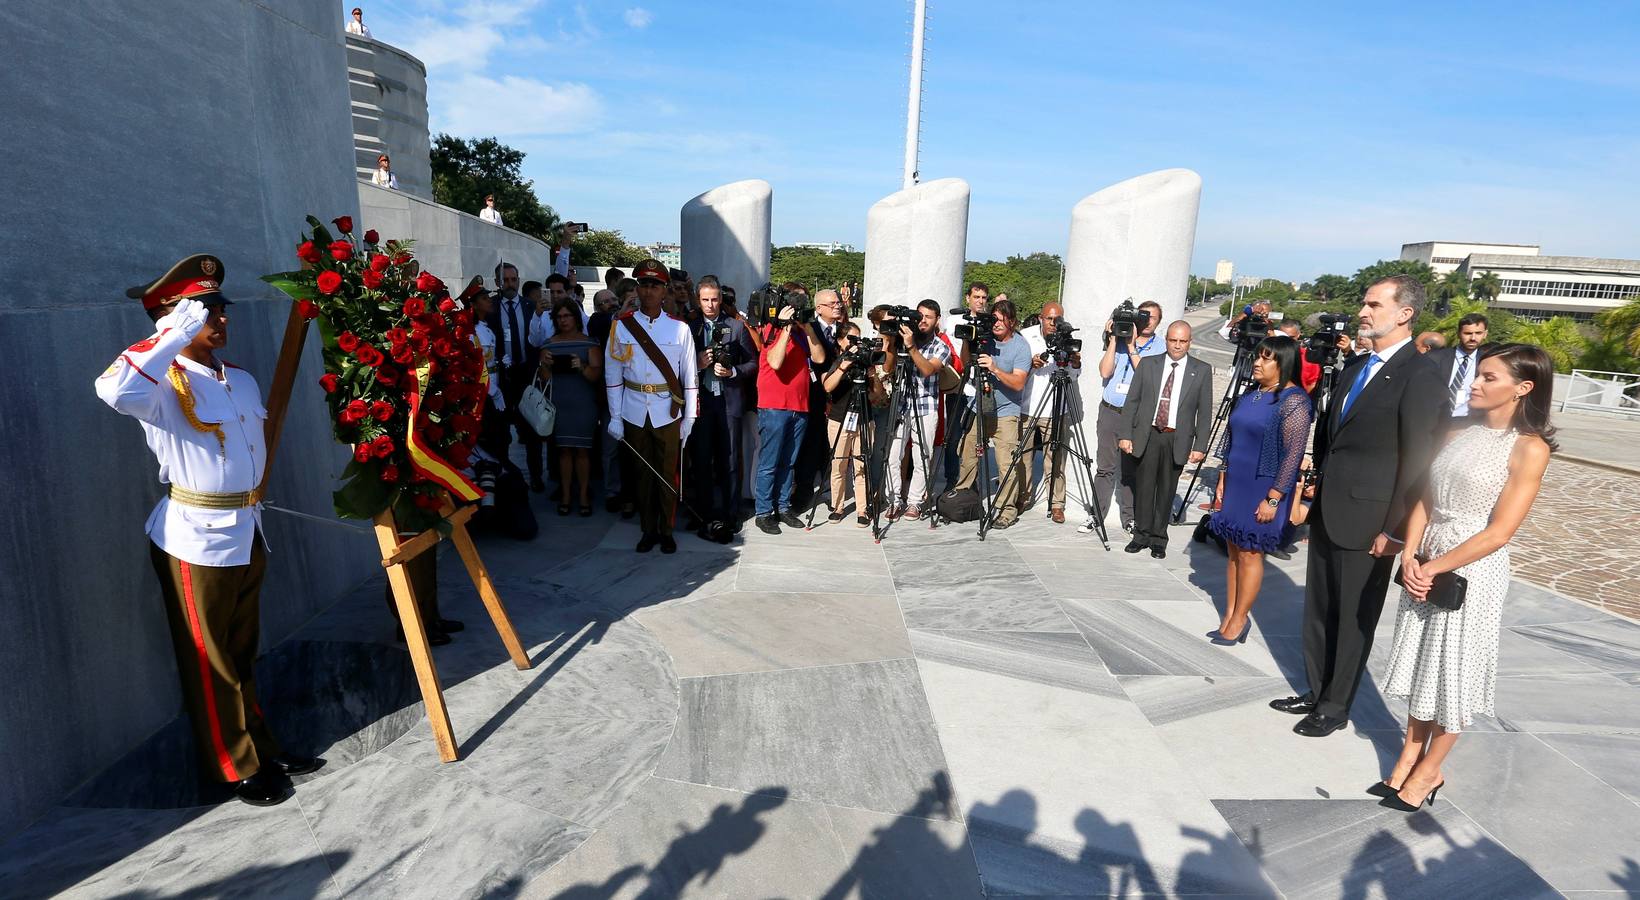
left=623, top=7, right=653, bottom=28
left=431, top=74, right=603, bottom=137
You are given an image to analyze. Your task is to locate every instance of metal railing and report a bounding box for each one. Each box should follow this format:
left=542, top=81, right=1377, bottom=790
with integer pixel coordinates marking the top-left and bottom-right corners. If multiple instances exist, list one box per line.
left=1560, top=369, right=1640, bottom=418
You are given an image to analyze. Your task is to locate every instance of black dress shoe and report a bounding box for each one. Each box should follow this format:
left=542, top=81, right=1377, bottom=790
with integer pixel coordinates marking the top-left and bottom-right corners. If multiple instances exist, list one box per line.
left=1269, top=693, right=1315, bottom=715
left=436, top=618, right=464, bottom=633
left=1124, top=539, right=1145, bottom=554
left=1150, top=547, right=1166, bottom=559
left=636, top=532, right=660, bottom=553
left=755, top=515, right=781, bottom=535
left=659, top=535, right=677, bottom=554
left=268, top=754, right=325, bottom=777
left=232, top=771, right=290, bottom=807
left=779, top=512, right=806, bottom=530
left=1294, top=712, right=1349, bottom=737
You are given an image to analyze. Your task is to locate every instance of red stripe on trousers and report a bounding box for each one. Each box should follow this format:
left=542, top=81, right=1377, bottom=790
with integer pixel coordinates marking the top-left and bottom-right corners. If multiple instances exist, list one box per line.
left=179, top=561, right=240, bottom=781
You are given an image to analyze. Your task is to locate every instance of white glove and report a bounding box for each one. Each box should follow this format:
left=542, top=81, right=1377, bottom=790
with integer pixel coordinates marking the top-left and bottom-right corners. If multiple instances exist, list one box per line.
left=156, top=298, right=209, bottom=338
left=607, top=418, right=625, bottom=442
left=493, top=392, right=506, bottom=412
left=680, top=421, right=694, bottom=448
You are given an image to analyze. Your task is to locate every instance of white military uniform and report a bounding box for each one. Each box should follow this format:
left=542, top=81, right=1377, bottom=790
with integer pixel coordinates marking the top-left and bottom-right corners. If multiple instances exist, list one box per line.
left=473, top=319, right=505, bottom=408
left=604, top=309, right=699, bottom=442
left=95, top=303, right=267, bottom=566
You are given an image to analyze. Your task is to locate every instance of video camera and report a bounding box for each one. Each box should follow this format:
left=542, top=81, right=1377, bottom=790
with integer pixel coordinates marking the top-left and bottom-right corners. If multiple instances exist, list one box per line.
left=747, top=283, right=815, bottom=327
left=840, top=335, right=886, bottom=382
left=1228, top=305, right=1271, bottom=348
left=1305, top=313, right=1350, bottom=366
left=875, top=304, right=918, bottom=338
left=1040, top=318, right=1083, bottom=365
left=1107, top=299, right=1151, bottom=344
left=950, top=306, right=998, bottom=355
left=704, top=323, right=735, bottom=371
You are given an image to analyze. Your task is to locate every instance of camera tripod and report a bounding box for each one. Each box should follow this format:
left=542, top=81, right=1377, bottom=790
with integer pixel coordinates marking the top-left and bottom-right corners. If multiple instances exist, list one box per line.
left=954, top=348, right=1005, bottom=541
left=872, top=349, right=939, bottom=539
left=986, top=361, right=1110, bottom=548
left=1173, top=336, right=1257, bottom=523
left=803, top=358, right=880, bottom=535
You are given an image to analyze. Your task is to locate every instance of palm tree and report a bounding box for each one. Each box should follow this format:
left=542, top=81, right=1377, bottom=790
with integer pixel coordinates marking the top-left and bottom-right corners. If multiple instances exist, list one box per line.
left=1594, top=294, right=1640, bottom=355
left=1512, top=316, right=1589, bottom=373
left=1471, top=271, right=1502, bottom=304
left=1431, top=271, right=1470, bottom=308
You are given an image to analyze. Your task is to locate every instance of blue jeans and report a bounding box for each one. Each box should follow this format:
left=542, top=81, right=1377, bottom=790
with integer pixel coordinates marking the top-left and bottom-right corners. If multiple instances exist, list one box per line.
left=755, top=409, right=808, bottom=516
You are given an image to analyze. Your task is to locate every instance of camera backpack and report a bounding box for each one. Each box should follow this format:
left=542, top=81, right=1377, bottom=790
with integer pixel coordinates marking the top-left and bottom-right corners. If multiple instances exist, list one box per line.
left=934, top=487, right=983, bottom=523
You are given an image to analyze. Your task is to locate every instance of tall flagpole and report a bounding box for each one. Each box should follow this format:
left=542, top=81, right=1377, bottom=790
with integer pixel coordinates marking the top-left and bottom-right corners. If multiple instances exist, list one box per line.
left=902, top=0, right=927, bottom=190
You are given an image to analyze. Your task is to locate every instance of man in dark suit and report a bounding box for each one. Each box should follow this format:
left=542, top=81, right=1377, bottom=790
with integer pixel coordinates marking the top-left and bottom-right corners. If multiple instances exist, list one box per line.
left=1272, top=275, right=1446, bottom=737
left=484, top=263, right=545, bottom=491
left=1425, top=312, right=1489, bottom=420
left=790, top=286, right=842, bottom=512
left=689, top=276, right=758, bottom=537
left=1117, top=321, right=1214, bottom=558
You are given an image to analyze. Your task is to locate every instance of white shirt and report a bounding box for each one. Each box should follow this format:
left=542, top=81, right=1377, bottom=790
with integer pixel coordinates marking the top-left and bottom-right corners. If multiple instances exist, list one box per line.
left=96, top=312, right=267, bottom=566
left=1021, top=325, right=1083, bottom=421
left=1356, top=334, right=1413, bottom=393
left=346, top=19, right=371, bottom=37
left=604, top=309, right=700, bottom=437
left=528, top=302, right=590, bottom=345
left=372, top=168, right=398, bottom=190
left=1149, top=355, right=1189, bottom=430
left=479, top=206, right=503, bottom=225
left=496, top=295, right=530, bottom=367
left=1447, top=346, right=1479, bottom=416
left=473, top=321, right=505, bottom=408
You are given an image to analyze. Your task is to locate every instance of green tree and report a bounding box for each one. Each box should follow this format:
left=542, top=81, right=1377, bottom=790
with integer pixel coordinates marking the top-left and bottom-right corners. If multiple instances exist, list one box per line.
left=1432, top=298, right=1518, bottom=342
left=769, top=246, right=865, bottom=296
left=430, top=134, right=560, bottom=241
left=1512, top=317, right=1588, bottom=373
left=1593, top=293, right=1640, bottom=356
left=1310, top=274, right=1358, bottom=307
left=1430, top=271, right=1471, bottom=311
left=1471, top=271, right=1502, bottom=304
left=961, top=253, right=1063, bottom=321
left=567, top=228, right=647, bottom=267
left=1350, top=259, right=1435, bottom=299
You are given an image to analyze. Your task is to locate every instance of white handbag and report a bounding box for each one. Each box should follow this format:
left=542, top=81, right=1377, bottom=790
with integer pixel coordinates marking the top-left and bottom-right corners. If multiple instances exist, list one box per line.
left=519, top=374, right=556, bottom=436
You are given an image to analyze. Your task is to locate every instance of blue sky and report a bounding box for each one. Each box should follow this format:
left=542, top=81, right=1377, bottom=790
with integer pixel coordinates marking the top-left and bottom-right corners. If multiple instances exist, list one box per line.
left=357, top=1, right=1640, bottom=281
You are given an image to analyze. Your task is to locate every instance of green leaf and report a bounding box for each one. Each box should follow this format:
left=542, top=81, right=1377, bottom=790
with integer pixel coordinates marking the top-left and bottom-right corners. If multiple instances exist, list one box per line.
left=260, top=272, right=312, bottom=302
left=333, top=465, right=394, bottom=520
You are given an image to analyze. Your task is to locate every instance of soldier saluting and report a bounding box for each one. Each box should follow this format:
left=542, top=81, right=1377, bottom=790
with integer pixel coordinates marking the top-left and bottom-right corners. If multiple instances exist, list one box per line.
left=95, top=254, right=321, bottom=806
left=604, top=259, right=698, bottom=553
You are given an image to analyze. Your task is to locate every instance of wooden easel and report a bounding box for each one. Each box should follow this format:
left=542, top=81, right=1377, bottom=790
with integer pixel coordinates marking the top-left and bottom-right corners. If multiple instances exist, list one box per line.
left=258, top=304, right=532, bottom=763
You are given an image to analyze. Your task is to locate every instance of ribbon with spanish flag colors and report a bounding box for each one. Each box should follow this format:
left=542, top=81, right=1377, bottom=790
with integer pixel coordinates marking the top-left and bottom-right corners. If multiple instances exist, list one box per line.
left=405, top=358, right=483, bottom=501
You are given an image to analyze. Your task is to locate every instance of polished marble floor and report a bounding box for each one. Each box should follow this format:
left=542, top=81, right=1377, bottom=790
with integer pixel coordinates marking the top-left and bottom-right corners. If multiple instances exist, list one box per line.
left=3, top=490, right=1638, bottom=899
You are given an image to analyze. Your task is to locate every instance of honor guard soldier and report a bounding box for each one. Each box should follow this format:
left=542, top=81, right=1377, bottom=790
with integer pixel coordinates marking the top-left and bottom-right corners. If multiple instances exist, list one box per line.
left=95, top=254, right=321, bottom=807
left=604, top=259, right=698, bottom=553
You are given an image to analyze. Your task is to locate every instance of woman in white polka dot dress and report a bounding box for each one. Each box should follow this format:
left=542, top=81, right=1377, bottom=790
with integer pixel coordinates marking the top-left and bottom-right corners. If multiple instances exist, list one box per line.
left=1374, top=343, right=1557, bottom=812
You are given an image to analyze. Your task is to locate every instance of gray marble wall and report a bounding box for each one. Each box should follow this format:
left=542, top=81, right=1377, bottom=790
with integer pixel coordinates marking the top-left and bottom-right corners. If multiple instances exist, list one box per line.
left=358, top=182, right=557, bottom=290
left=347, top=35, right=433, bottom=199
left=0, top=0, right=379, bottom=837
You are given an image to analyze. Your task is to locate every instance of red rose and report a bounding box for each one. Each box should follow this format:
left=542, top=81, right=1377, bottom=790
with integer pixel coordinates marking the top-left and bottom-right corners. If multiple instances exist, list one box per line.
left=360, top=269, right=383, bottom=290
left=356, top=345, right=384, bottom=367
left=353, top=443, right=372, bottom=463
left=369, top=253, right=390, bottom=273
left=296, top=299, right=320, bottom=320
left=433, top=338, right=454, bottom=358
left=337, top=331, right=360, bottom=352
left=340, top=398, right=368, bottom=425
left=391, top=343, right=414, bottom=365
left=450, top=414, right=479, bottom=434
left=414, top=272, right=444, bottom=294
left=317, top=270, right=344, bottom=295
left=376, top=365, right=399, bottom=386
left=297, top=241, right=322, bottom=263
left=423, top=423, right=445, bottom=442
left=448, top=446, right=471, bottom=468
left=386, top=327, right=409, bottom=345
left=333, top=215, right=354, bottom=234
left=438, top=298, right=457, bottom=314
left=410, top=333, right=430, bottom=353
left=454, top=311, right=473, bottom=328
left=370, top=400, right=394, bottom=422
left=380, top=464, right=400, bottom=483
left=363, top=229, right=379, bottom=245
left=371, top=435, right=396, bottom=458
left=319, top=373, right=340, bottom=393
left=424, top=394, right=447, bottom=413
left=403, top=297, right=426, bottom=317
left=393, top=252, right=412, bottom=265
left=329, top=240, right=353, bottom=262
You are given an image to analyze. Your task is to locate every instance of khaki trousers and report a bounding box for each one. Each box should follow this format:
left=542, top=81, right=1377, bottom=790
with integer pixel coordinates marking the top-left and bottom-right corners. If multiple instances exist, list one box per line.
left=827, top=418, right=869, bottom=515
left=956, top=413, right=1025, bottom=524
left=150, top=540, right=278, bottom=782
left=1025, top=416, right=1069, bottom=510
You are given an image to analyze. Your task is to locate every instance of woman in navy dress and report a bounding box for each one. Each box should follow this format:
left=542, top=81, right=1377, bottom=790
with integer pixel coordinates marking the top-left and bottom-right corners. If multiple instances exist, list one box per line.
left=539, top=298, right=603, bottom=516
left=1208, top=334, right=1312, bottom=644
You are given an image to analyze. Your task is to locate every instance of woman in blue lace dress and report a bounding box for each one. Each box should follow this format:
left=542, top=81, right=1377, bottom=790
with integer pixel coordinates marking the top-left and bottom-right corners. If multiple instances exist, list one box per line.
left=1208, top=335, right=1312, bottom=644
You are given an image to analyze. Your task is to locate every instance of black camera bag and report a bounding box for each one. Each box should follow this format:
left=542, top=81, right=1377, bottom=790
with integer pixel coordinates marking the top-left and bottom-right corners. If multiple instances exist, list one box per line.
left=935, top=487, right=984, bottom=523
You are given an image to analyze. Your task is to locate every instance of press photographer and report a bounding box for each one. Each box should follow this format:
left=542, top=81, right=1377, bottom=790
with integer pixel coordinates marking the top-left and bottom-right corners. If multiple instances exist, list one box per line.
left=1218, top=300, right=1272, bottom=348
left=1094, top=299, right=1165, bottom=533
left=819, top=322, right=889, bottom=526
left=882, top=301, right=951, bottom=521
left=942, top=281, right=991, bottom=490
left=753, top=298, right=826, bottom=534
left=1021, top=302, right=1082, bottom=523
left=951, top=298, right=1033, bottom=528
left=690, top=276, right=757, bottom=540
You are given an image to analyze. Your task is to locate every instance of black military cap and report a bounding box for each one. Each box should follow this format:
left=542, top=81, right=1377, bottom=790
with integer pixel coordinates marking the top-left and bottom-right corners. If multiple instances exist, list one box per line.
left=126, top=254, right=232, bottom=311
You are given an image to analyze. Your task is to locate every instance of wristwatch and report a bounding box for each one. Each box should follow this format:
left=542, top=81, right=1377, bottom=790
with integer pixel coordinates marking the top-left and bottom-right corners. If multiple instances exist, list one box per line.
left=1265, top=496, right=1281, bottom=508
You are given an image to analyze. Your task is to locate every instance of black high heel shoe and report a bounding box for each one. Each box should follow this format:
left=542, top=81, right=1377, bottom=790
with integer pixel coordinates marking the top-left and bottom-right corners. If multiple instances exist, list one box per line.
left=1365, top=781, right=1398, bottom=799
left=1209, top=623, right=1250, bottom=646
left=1378, top=781, right=1443, bottom=812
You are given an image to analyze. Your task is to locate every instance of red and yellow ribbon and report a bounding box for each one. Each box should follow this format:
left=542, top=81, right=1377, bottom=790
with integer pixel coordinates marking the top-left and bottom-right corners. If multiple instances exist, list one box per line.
left=405, top=361, right=482, bottom=501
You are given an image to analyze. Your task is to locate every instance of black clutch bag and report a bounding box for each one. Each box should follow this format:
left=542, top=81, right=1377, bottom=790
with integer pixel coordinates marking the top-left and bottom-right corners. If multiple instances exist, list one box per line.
left=1393, top=558, right=1468, bottom=611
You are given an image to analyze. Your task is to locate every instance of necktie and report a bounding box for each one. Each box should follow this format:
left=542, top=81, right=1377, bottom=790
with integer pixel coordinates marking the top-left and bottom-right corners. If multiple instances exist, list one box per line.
left=1339, top=353, right=1380, bottom=419
left=505, top=300, right=523, bottom=367
left=1449, top=352, right=1469, bottom=408
left=1154, top=362, right=1178, bottom=428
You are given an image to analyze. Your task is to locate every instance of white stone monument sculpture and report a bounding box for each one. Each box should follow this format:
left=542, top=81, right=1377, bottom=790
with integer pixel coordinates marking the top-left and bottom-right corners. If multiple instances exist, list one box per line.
left=680, top=180, right=772, bottom=299
left=1061, top=167, right=1202, bottom=524
left=864, top=178, right=970, bottom=310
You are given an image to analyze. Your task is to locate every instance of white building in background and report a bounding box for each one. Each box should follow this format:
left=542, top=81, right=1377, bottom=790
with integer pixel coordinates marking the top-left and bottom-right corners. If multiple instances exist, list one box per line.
left=794, top=241, right=856, bottom=254
left=1214, top=258, right=1234, bottom=283
left=1400, top=240, right=1539, bottom=276
left=1459, top=254, right=1640, bottom=322
left=644, top=242, right=682, bottom=269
